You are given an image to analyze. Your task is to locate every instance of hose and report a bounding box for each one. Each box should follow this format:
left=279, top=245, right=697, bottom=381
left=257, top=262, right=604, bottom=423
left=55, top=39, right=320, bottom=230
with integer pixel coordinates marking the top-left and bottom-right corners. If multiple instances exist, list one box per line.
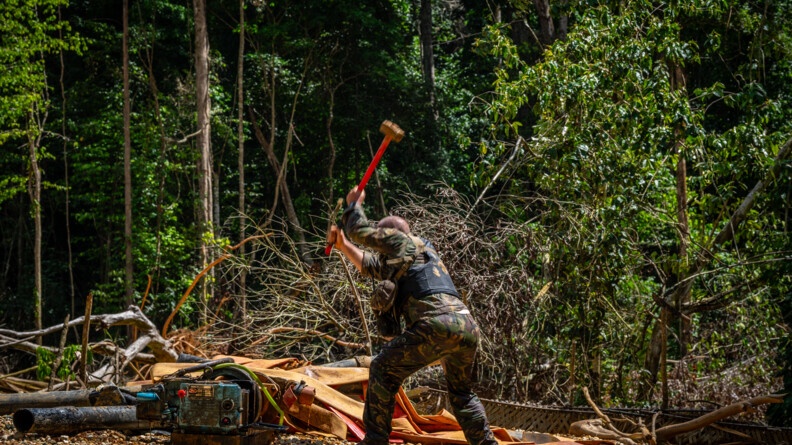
left=212, top=363, right=285, bottom=425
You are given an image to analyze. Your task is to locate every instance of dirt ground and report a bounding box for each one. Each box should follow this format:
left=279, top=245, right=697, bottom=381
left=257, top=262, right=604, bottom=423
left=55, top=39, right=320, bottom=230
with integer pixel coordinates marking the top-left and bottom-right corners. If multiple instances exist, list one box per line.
left=0, top=414, right=352, bottom=445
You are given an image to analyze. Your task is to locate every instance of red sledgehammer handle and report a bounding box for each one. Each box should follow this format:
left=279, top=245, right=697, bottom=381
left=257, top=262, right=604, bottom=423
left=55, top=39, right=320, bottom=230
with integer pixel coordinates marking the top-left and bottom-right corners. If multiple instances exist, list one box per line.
left=324, top=137, right=390, bottom=257
left=358, top=135, right=393, bottom=192
left=326, top=121, right=403, bottom=256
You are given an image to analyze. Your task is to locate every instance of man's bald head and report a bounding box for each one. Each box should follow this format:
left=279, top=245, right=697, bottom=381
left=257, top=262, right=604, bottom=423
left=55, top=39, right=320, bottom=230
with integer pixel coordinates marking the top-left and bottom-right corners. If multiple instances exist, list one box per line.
left=378, top=216, right=411, bottom=234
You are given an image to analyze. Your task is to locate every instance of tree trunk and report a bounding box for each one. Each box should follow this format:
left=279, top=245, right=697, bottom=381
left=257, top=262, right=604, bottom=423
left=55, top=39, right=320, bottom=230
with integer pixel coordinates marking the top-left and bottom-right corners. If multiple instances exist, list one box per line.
left=27, top=126, right=43, bottom=339
left=57, top=6, right=76, bottom=319
left=661, top=307, right=669, bottom=409
left=533, top=0, right=555, bottom=45
left=557, top=0, right=568, bottom=41
left=194, top=0, right=212, bottom=233
left=419, top=0, right=436, bottom=116
left=326, top=86, right=336, bottom=208
left=642, top=61, right=692, bottom=401
left=123, top=0, right=134, bottom=315
left=194, top=0, right=213, bottom=321
left=141, top=14, right=168, bottom=298
left=671, top=63, right=691, bottom=356
left=641, top=313, right=664, bottom=400
left=236, top=0, right=247, bottom=326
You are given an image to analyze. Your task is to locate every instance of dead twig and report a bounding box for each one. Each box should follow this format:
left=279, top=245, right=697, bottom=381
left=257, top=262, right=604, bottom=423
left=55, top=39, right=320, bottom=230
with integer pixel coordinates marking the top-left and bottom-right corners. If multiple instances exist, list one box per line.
left=49, top=315, right=71, bottom=390
left=250, top=327, right=367, bottom=350
left=162, top=234, right=272, bottom=336
left=336, top=249, right=372, bottom=355
left=81, top=292, right=92, bottom=387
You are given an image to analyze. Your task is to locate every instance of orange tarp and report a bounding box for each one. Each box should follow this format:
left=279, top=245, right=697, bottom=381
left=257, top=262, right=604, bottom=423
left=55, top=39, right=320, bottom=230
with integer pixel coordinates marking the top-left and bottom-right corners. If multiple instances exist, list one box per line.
left=150, top=356, right=533, bottom=445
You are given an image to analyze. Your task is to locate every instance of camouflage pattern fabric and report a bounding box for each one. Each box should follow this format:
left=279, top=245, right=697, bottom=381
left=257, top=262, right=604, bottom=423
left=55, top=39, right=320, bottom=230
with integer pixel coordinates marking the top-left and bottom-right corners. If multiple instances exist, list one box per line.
left=342, top=204, right=499, bottom=445
left=342, top=205, right=468, bottom=327
left=364, top=312, right=498, bottom=445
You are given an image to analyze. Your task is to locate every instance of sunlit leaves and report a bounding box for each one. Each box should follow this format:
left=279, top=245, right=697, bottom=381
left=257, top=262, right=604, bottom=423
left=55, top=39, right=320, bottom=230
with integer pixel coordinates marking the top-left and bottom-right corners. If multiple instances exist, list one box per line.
left=473, top=0, right=791, bottom=407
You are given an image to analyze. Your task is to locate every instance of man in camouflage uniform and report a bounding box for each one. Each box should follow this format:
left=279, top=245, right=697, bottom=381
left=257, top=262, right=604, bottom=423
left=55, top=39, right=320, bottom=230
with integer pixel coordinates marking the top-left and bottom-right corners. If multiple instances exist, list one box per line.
left=328, top=186, right=499, bottom=445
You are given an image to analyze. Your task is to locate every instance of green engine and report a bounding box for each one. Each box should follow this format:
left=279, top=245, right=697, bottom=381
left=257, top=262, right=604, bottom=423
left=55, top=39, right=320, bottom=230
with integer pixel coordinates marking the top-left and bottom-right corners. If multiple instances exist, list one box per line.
left=137, top=379, right=250, bottom=434
left=135, top=365, right=282, bottom=445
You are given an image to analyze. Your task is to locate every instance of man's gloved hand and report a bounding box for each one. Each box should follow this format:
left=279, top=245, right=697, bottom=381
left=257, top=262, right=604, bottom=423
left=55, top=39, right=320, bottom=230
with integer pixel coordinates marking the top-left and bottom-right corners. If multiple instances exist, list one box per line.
left=346, top=186, right=366, bottom=207
left=327, top=225, right=347, bottom=249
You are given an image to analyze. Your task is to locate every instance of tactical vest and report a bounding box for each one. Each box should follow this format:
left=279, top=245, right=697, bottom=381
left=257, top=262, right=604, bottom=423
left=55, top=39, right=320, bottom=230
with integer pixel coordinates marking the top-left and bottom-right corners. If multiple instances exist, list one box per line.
left=396, top=235, right=459, bottom=300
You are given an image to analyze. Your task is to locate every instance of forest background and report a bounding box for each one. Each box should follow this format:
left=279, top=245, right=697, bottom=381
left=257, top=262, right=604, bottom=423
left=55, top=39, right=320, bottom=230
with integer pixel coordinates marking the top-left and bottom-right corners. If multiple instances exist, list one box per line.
left=1, top=0, right=791, bottom=428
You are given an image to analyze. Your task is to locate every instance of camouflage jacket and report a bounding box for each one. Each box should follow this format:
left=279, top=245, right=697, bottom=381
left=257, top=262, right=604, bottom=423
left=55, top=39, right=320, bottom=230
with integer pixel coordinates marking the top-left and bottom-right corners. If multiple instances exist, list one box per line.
left=342, top=203, right=469, bottom=327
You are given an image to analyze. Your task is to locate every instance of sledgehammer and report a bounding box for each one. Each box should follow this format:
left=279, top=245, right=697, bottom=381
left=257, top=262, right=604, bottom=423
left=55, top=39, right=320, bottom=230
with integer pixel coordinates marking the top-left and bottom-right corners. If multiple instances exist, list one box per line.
left=358, top=120, right=405, bottom=192
left=325, top=120, right=405, bottom=255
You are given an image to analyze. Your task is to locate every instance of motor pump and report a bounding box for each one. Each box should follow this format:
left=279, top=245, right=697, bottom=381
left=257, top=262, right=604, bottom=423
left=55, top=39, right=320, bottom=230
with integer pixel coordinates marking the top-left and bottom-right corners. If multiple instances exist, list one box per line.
left=135, top=364, right=283, bottom=445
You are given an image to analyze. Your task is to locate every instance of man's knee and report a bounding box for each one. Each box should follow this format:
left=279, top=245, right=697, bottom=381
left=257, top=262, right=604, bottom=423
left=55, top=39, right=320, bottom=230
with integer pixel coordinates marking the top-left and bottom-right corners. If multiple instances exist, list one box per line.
left=368, top=359, right=403, bottom=395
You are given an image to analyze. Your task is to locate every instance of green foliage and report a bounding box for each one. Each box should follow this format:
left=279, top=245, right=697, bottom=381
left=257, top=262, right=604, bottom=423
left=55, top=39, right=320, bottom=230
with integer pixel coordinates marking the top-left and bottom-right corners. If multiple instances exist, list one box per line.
left=0, top=0, right=81, bottom=139
left=0, top=0, right=85, bottom=210
left=1, top=0, right=789, bottom=422
left=36, top=345, right=92, bottom=381
left=473, top=0, right=791, bottom=409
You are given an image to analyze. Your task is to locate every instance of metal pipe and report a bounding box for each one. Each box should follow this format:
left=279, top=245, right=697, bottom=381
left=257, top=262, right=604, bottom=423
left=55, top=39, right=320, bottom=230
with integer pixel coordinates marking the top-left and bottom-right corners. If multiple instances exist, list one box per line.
left=0, top=385, right=125, bottom=415
left=1, top=390, right=92, bottom=416
left=13, top=406, right=158, bottom=435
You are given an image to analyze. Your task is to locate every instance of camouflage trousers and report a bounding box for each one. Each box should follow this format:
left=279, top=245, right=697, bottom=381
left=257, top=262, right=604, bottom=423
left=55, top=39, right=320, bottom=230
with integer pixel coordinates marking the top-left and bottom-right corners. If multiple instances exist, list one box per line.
left=363, top=311, right=498, bottom=445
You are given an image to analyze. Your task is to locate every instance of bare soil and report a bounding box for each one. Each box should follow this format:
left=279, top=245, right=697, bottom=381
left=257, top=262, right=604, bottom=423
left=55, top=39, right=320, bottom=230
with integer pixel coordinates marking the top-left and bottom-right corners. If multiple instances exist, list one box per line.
left=0, top=415, right=352, bottom=445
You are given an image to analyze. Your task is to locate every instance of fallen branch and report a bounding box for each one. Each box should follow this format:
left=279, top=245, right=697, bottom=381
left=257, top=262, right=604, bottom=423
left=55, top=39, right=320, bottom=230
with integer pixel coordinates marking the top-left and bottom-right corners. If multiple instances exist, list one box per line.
left=570, top=390, right=786, bottom=444
left=570, top=387, right=646, bottom=444
left=654, top=393, right=786, bottom=442
left=570, top=419, right=640, bottom=444
left=247, top=327, right=367, bottom=350
left=0, top=306, right=177, bottom=371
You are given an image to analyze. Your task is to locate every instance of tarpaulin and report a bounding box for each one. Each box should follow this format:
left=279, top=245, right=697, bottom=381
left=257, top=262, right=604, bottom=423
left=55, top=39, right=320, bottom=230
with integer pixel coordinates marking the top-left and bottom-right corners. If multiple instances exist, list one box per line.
left=150, top=356, right=534, bottom=445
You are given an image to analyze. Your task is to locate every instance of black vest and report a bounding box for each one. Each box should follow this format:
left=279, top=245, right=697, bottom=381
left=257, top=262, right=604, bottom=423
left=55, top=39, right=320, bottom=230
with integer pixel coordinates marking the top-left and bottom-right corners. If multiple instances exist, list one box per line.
left=397, top=236, right=459, bottom=299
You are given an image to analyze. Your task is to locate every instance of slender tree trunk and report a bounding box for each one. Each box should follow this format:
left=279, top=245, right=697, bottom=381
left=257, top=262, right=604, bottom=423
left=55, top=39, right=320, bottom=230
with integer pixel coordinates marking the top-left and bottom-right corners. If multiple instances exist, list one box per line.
left=194, top=0, right=212, bottom=232
left=419, top=0, right=436, bottom=116
left=533, top=0, right=555, bottom=45
left=213, top=171, right=220, bottom=233
left=17, top=196, right=24, bottom=302
left=58, top=6, right=75, bottom=318
left=590, top=346, right=601, bottom=401
left=670, top=64, right=691, bottom=356
left=367, top=132, right=387, bottom=216
left=557, top=0, right=568, bottom=41
left=644, top=61, right=691, bottom=400
left=326, top=87, right=336, bottom=208
left=661, top=307, right=669, bottom=409
left=249, top=113, right=311, bottom=263
left=236, top=0, right=247, bottom=325
left=141, top=10, right=168, bottom=297
left=194, top=0, right=213, bottom=322
left=28, top=129, right=43, bottom=339
left=123, top=0, right=134, bottom=314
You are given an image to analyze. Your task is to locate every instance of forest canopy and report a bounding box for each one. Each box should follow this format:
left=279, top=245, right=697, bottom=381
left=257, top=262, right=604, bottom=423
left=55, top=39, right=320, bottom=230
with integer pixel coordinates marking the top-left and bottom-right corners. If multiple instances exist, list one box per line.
left=0, top=0, right=790, bottom=427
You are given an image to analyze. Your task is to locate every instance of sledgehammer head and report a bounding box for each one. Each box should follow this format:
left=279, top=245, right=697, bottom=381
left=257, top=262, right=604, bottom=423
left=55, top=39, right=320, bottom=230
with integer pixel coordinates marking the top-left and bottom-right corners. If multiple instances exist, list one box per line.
left=380, top=120, right=405, bottom=143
